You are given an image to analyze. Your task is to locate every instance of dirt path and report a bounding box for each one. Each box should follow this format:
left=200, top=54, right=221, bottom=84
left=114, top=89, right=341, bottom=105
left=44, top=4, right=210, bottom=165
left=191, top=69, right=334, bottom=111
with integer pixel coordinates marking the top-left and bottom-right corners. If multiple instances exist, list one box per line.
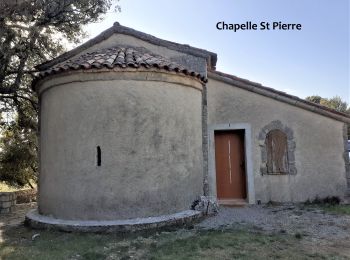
left=0, top=203, right=36, bottom=242
left=197, top=204, right=350, bottom=257
left=0, top=203, right=36, bottom=228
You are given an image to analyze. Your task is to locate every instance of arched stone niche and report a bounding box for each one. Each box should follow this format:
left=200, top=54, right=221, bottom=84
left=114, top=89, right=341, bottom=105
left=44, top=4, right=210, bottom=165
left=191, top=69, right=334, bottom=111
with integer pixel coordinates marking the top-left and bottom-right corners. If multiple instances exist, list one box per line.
left=258, top=120, right=297, bottom=175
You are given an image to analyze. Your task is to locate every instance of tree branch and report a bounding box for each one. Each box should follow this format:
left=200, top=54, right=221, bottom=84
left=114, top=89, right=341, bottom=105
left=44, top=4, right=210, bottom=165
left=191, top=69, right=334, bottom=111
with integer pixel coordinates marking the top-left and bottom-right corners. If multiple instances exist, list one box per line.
left=7, top=69, right=38, bottom=75
left=0, top=86, right=17, bottom=94
left=5, top=23, right=32, bottom=31
left=0, top=94, right=38, bottom=113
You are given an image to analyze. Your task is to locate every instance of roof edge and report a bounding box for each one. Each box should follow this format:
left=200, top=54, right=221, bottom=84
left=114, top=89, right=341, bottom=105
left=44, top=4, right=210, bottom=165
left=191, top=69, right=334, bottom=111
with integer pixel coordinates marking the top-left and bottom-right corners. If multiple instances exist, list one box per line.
left=208, top=70, right=350, bottom=124
left=37, top=22, right=217, bottom=71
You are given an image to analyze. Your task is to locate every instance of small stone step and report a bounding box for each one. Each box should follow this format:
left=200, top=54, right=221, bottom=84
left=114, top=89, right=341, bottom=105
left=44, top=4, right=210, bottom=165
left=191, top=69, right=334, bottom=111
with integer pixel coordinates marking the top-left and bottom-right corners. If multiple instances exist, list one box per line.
left=218, top=199, right=247, bottom=207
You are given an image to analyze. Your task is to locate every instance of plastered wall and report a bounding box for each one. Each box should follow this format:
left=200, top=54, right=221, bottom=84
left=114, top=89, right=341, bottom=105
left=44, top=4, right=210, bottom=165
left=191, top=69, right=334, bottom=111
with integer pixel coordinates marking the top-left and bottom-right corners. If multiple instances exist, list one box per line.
left=207, top=78, right=347, bottom=202
left=38, top=71, right=203, bottom=220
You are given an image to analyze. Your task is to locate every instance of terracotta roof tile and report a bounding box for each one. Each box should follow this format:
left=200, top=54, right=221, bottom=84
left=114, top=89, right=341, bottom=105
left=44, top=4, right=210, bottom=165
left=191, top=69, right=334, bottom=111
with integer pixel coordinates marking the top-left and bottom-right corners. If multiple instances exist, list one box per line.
left=36, top=23, right=217, bottom=72
left=36, top=47, right=207, bottom=82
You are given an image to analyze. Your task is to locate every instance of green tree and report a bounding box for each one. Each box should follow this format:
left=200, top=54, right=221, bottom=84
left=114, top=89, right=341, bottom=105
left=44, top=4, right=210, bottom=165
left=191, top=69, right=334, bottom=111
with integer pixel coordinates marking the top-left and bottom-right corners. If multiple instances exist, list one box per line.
left=0, top=117, right=37, bottom=188
left=0, top=0, right=119, bottom=187
left=321, top=96, right=348, bottom=113
left=306, top=95, right=349, bottom=113
left=306, top=95, right=350, bottom=138
left=305, top=95, right=322, bottom=104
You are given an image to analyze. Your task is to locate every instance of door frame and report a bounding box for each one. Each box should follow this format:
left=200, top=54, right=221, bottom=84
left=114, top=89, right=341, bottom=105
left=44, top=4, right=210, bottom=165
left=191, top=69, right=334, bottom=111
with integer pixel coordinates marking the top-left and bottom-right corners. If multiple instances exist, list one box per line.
left=208, top=123, right=255, bottom=204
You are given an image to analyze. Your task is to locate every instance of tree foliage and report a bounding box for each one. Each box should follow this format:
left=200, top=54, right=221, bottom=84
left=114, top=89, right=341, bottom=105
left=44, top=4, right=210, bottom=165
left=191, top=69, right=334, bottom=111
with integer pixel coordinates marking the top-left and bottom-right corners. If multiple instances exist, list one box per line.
left=0, top=0, right=118, bottom=187
left=306, top=95, right=350, bottom=138
left=0, top=115, right=37, bottom=188
left=305, top=95, right=322, bottom=105
left=306, top=95, right=349, bottom=113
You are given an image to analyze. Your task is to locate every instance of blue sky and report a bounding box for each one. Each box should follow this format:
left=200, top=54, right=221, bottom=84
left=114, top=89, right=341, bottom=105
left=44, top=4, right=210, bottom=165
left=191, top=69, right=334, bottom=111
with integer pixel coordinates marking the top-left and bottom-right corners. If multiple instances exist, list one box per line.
left=82, top=0, right=349, bottom=102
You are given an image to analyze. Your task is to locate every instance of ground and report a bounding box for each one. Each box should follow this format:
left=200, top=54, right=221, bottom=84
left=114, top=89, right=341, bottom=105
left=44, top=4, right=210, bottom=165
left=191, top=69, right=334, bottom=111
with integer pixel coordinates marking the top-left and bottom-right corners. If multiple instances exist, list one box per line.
left=0, top=203, right=350, bottom=259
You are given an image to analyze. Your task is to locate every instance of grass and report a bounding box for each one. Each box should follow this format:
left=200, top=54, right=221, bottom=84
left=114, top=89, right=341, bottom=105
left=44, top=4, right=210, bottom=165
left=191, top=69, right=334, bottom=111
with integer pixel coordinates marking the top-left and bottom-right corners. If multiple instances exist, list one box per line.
left=0, top=225, right=344, bottom=260
left=302, top=196, right=350, bottom=215
left=313, top=204, right=350, bottom=215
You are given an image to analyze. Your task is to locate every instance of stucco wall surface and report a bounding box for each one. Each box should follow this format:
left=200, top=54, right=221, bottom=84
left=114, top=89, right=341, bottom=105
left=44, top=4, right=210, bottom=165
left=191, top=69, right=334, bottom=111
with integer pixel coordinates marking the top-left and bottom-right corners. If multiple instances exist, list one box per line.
left=207, top=78, right=347, bottom=203
left=38, top=72, right=203, bottom=220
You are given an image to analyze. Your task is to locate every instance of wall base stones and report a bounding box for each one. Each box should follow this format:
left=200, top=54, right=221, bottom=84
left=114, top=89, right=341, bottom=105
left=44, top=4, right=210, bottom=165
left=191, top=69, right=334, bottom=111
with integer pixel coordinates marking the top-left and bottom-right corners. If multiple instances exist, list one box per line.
left=0, top=189, right=37, bottom=214
left=192, top=196, right=219, bottom=215
left=25, top=209, right=203, bottom=233
left=0, top=192, right=17, bottom=214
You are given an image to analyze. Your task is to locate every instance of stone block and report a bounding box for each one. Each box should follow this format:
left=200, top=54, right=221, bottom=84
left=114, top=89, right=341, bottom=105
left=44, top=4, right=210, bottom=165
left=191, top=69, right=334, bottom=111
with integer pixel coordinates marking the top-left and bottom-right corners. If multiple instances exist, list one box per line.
left=0, top=208, right=10, bottom=214
left=1, top=201, right=12, bottom=208
left=192, top=196, right=219, bottom=215
left=0, top=194, right=10, bottom=202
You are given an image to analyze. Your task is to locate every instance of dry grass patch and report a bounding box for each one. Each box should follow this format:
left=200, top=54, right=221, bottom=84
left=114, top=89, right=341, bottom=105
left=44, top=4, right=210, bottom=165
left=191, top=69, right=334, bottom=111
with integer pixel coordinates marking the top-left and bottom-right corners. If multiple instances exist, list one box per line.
left=0, top=182, right=36, bottom=192
left=0, top=225, right=346, bottom=260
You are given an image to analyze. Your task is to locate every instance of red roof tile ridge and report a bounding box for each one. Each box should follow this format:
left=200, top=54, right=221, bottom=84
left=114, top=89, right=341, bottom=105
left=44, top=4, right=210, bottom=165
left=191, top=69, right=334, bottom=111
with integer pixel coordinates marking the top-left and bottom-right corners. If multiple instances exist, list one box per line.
left=34, top=46, right=208, bottom=84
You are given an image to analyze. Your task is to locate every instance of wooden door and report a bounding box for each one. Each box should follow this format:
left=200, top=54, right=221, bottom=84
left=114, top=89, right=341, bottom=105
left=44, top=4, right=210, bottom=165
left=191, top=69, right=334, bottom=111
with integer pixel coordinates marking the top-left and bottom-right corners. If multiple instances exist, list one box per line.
left=215, top=130, right=246, bottom=200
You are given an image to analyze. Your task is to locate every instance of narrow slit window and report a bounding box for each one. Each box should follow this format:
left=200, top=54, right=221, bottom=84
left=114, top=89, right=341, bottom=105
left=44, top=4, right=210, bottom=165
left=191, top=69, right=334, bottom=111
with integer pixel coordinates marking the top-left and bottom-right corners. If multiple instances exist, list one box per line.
left=97, top=146, right=101, bottom=166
